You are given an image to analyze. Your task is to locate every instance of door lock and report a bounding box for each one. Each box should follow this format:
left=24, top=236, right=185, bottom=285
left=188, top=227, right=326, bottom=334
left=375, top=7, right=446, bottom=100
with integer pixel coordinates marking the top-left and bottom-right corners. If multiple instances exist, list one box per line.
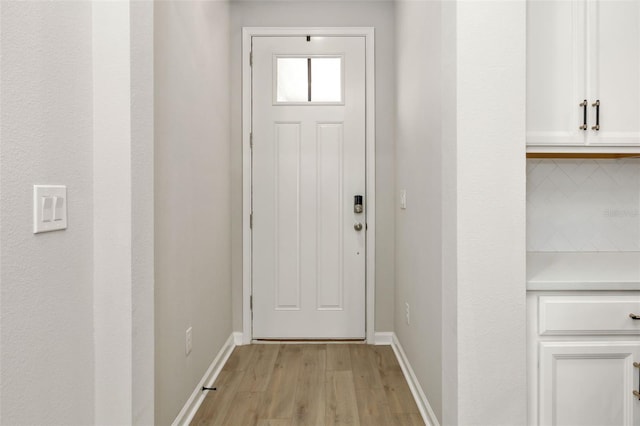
left=354, top=195, right=363, bottom=214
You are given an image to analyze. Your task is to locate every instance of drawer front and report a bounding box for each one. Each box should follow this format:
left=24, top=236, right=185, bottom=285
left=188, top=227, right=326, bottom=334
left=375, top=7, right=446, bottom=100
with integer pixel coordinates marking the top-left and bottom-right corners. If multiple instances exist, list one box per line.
left=539, top=295, right=640, bottom=335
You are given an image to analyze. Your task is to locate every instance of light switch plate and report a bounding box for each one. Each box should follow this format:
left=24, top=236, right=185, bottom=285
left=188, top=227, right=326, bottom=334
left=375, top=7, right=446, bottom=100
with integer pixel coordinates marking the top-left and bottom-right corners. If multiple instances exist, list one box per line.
left=400, top=189, right=407, bottom=209
left=33, top=185, right=67, bottom=234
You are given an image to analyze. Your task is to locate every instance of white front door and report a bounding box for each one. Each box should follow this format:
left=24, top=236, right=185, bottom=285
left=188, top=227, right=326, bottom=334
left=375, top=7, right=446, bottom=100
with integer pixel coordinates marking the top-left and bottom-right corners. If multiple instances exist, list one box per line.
left=251, top=36, right=366, bottom=339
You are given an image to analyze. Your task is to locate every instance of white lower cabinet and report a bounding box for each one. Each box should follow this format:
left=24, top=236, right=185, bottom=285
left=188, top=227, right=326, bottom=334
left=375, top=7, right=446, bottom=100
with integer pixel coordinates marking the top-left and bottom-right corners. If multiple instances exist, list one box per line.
left=528, top=293, right=640, bottom=425
left=539, top=341, right=640, bottom=425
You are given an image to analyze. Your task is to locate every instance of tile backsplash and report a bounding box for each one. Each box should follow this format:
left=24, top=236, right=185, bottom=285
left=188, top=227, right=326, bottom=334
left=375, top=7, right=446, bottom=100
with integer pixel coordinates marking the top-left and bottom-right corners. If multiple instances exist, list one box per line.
left=527, top=159, right=640, bottom=252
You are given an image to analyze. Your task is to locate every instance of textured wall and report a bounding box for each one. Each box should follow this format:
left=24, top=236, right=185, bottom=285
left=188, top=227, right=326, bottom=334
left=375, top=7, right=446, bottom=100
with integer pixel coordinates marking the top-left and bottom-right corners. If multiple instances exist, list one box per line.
left=450, top=2, right=527, bottom=424
left=230, top=0, right=397, bottom=333
left=154, top=2, right=232, bottom=424
left=527, top=159, right=640, bottom=252
left=93, top=1, right=155, bottom=423
left=0, top=2, right=95, bottom=424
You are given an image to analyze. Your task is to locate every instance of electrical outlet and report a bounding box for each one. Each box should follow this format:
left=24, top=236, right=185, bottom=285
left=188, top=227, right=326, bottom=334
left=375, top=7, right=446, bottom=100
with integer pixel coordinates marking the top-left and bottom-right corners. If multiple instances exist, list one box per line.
left=405, top=302, right=410, bottom=325
left=185, top=327, right=193, bottom=356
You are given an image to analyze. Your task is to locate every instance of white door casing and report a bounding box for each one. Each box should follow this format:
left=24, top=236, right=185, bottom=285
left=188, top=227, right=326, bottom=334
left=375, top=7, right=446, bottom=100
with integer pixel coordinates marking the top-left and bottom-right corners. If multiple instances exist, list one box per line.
left=242, top=28, right=375, bottom=342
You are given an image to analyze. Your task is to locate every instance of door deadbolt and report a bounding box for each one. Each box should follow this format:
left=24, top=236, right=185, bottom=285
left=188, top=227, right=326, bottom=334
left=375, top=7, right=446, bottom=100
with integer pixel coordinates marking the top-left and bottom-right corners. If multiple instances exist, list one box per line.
left=354, top=222, right=363, bottom=231
left=354, top=195, right=363, bottom=214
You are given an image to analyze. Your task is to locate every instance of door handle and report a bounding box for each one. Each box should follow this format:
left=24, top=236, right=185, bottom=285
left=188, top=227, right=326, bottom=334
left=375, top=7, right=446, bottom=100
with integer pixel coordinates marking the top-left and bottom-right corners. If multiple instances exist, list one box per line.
left=592, top=100, right=600, bottom=131
left=634, top=362, right=640, bottom=400
left=354, top=222, right=363, bottom=231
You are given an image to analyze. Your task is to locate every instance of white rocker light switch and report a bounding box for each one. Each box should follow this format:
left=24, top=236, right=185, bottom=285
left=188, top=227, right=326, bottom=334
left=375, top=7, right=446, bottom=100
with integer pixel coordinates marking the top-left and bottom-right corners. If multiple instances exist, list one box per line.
left=33, top=185, right=67, bottom=234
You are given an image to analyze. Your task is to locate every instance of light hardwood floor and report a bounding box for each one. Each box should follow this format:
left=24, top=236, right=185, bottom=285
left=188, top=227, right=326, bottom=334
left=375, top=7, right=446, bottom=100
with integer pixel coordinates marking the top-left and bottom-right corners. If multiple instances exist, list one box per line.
left=190, top=344, right=425, bottom=426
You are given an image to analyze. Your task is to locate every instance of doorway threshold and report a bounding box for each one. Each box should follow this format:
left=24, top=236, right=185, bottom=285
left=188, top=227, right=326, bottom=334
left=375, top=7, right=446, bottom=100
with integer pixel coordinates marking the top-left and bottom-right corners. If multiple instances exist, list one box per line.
left=253, top=338, right=366, bottom=344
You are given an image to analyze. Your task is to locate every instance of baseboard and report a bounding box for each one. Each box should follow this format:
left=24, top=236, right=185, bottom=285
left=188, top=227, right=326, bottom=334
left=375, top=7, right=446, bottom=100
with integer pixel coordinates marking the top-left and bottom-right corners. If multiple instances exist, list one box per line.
left=390, top=333, right=441, bottom=426
left=373, top=331, right=394, bottom=345
left=171, top=332, right=237, bottom=426
left=233, top=331, right=243, bottom=346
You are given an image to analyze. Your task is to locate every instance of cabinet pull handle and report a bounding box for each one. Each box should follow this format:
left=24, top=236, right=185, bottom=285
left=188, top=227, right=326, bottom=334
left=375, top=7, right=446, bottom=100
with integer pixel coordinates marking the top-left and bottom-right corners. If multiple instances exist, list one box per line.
left=629, top=313, right=640, bottom=320
left=579, top=100, right=588, bottom=130
left=634, top=363, right=640, bottom=400
left=592, top=100, right=600, bottom=131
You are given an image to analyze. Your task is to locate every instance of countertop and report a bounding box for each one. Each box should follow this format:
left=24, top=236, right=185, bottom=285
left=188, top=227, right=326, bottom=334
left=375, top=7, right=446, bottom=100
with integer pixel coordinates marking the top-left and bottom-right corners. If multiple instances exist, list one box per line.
left=527, top=251, right=640, bottom=291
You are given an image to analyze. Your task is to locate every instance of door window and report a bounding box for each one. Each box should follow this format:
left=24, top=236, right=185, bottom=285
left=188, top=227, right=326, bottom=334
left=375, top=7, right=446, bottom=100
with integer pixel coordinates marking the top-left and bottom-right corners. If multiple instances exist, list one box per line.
left=275, top=56, right=343, bottom=104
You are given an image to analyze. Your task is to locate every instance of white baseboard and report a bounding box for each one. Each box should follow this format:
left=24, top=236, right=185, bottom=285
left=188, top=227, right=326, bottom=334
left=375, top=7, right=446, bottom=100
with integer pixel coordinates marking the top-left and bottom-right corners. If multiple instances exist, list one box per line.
left=373, top=331, right=394, bottom=345
left=233, top=331, right=243, bottom=346
left=390, top=333, right=440, bottom=426
left=171, top=333, right=237, bottom=426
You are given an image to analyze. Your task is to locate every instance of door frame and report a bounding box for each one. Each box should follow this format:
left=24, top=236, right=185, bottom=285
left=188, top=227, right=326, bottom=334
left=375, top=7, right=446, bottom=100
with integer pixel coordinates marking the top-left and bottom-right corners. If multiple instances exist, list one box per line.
left=242, top=27, right=376, bottom=344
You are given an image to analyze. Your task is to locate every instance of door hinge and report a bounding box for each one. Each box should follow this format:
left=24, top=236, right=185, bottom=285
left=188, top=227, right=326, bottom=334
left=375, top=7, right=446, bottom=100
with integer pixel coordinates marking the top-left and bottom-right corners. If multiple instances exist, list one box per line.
left=250, top=295, right=253, bottom=310
left=250, top=51, right=253, bottom=67
left=250, top=213, right=253, bottom=229
left=250, top=132, right=253, bottom=149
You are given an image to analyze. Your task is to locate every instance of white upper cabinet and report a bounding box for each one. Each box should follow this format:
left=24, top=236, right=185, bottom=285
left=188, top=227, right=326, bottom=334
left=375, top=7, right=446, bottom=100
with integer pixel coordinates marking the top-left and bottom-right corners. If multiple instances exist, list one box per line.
left=527, top=1, right=587, bottom=147
left=527, top=0, right=640, bottom=152
left=590, top=1, right=640, bottom=147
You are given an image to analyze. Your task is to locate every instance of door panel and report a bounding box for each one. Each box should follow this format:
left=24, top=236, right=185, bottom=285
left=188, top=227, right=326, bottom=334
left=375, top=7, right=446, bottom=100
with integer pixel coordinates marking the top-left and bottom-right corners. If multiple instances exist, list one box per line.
left=317, top=123, right=344, bottom=311
left=273, top=123, right=301, bottom=311
left=252, top=36, right=366, bottom=339
left=527, top=0, right=587, bottom=145
left=588, top=0, right=640, bottom=145
left=539, top=341, right=640, bottom=425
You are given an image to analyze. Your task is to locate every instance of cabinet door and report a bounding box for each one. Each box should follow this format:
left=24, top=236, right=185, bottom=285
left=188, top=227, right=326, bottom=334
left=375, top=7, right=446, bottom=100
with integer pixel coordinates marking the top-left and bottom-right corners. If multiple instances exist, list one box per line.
left=539, top=341, right=640, bottom=426
left=527, top=0, right=587, bottom=146
left=588, top=1, right=640, bottom=146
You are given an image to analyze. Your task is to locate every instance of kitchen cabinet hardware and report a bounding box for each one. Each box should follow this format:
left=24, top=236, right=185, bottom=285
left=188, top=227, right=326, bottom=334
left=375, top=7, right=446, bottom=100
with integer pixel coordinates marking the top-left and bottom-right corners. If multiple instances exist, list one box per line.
left=580, top=100, right=588, bottom=130
left=592, top=100, right=600, bottom=131
left=634, top=363, right=640, bottom=400
left=629, top=313, right=640, bottom=320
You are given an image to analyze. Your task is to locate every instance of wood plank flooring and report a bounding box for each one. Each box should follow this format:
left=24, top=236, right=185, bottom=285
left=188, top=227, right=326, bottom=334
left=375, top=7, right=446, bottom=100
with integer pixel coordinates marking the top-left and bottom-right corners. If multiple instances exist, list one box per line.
left=191, top=344, right=424, bottom=426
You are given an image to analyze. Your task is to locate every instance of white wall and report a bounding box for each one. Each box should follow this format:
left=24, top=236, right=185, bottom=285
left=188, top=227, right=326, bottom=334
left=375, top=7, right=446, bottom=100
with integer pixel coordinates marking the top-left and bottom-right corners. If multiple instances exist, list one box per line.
left=442, top=1, right=527, bottom=424
left=440, top=1, right=459, bottom=422
left=394, top=0, right=443, bottom=421
left=396, top=1, right=528, bottom=424
left=230, top=0, right=396, bottom=333
left=154, top=2, right=232, bottom=424
left=93, top=1, right=155, bottom=424
left=130, top=3, right=156, bottom=422
left=0, top=2, right=95, bottom=424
